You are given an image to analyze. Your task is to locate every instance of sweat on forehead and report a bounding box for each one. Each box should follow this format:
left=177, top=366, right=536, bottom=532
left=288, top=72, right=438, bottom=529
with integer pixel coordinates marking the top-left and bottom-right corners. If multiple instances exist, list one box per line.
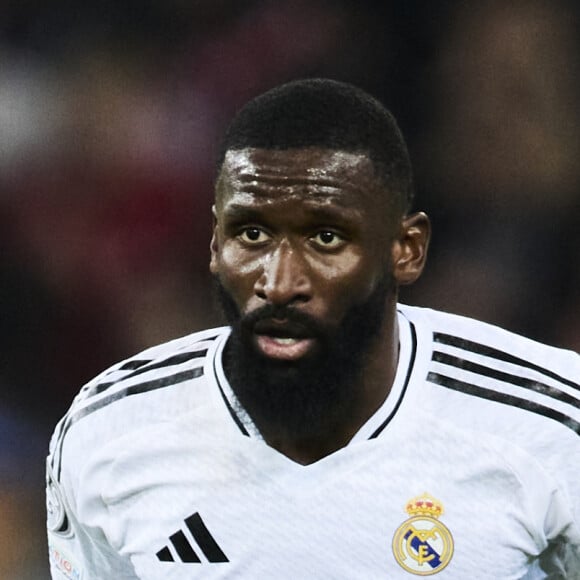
left=221, top=148, right=375, bottom=184
left=215, top=148, right=390, bottom=214
left=216, top=78, right=414, bottom=215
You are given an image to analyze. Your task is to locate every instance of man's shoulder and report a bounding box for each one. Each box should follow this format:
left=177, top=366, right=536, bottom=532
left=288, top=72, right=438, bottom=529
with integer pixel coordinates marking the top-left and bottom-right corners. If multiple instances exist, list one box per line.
left=398, top=302, right=579, bottom=375
left=398, top=303, right=580, bottom=518
left=398, top=302, right=579, bottom=436
left=108, top=326, right=231, bottom=373
left=48, top=326, right=231, bottom=481
left=68, top=325, right=230, bottom=413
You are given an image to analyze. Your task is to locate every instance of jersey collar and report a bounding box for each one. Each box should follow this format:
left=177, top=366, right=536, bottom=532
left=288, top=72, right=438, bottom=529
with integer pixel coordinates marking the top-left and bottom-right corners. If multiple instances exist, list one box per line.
left=211, top=308, right=419, bottom=443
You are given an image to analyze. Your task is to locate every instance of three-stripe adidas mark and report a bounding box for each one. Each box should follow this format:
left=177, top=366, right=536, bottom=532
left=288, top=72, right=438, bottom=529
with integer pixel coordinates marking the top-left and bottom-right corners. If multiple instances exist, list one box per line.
left=156, top=512, right=229, bottom=564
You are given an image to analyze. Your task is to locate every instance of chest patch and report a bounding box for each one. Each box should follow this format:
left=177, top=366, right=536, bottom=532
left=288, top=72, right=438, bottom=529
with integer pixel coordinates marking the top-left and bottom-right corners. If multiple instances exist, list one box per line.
left=392, top=493, right=454, bottom=575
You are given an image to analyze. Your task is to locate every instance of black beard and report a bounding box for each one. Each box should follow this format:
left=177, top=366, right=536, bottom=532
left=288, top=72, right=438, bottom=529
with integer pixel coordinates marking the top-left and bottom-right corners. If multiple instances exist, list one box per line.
left=215, top=275, right=395, bottom=443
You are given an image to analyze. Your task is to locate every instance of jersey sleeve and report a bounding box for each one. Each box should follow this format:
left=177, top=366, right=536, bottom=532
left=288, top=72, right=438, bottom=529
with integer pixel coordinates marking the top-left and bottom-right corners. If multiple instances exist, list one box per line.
left=45, top=326, right=226, bottom=578
left=46, top=416, right=137, bottom=580
left=46, top=456, right=138, bottom=580
left=540, top=487, right=580, bottom=578
left=504, top=442, right=580, bottom=578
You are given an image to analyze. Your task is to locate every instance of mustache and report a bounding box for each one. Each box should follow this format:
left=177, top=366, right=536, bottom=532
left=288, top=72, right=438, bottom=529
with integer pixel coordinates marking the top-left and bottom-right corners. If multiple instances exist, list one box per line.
left=240, top=304, right=327, bottom=338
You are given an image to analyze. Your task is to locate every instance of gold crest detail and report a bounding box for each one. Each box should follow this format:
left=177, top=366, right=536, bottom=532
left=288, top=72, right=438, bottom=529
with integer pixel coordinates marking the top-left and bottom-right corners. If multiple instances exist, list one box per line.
left=392, top=493, right=454, bottom=575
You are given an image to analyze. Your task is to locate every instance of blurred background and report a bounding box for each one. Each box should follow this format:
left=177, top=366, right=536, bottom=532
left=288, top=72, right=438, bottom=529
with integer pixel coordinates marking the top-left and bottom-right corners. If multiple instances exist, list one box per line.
left=0, top=0, right=578, bottom=576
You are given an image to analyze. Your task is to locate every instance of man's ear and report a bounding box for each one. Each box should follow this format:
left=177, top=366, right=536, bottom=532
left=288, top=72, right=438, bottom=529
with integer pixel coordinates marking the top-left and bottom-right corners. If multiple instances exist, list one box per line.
left=209, top=205, right=220, bottom=275
left=391, top=212, right=430, bottom=285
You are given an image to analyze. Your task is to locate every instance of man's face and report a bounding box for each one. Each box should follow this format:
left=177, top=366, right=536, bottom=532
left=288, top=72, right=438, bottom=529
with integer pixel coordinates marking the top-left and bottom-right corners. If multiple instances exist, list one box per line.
left=211, top=147, right=398, bottom=357
left=210, top=147, right=402, bottom=438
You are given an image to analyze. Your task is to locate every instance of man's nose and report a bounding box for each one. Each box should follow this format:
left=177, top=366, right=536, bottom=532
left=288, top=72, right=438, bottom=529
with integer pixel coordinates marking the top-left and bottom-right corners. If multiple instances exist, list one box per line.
left=254, top=242, right=312, bottom=307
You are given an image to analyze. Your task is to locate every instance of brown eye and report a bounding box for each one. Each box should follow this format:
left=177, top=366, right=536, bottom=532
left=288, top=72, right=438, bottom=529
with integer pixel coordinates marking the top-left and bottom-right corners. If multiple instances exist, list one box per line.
left=239, top=228, right=270, bottom=244
left=311, top=231, right=344, bottom=249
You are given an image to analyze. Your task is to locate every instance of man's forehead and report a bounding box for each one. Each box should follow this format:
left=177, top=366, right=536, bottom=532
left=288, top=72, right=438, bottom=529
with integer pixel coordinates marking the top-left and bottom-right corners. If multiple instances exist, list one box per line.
left=216, top=147, right=382, bottom=206
left=222, top=147, right=374, bottom=176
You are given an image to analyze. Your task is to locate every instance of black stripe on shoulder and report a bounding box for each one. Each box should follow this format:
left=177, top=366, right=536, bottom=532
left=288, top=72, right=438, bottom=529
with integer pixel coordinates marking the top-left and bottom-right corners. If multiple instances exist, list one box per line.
left=119, top=359, right=152, bottom=371
left=111, top=333, right=219, bottom=374
left=428, top=371, right=580, bottom=435
left=55, top=367, right=203, bottom=480
left=434, top=332, right=578, bottom=391
left=432, top=351, right=580, bottom=409
left=71, top=367, right=203, bottom=428
left=369, top=322, right=418, bottom=439
left=93, top=350, right=208, bottom=396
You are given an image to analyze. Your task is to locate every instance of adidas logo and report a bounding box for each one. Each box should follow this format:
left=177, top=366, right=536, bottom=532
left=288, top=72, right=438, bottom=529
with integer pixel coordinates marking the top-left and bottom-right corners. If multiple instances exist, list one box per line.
left=156, top=512, right=229, bottom=564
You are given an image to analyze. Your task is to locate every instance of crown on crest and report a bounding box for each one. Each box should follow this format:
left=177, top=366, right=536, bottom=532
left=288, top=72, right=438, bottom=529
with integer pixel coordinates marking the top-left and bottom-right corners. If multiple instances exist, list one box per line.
left=405, top=492, right=444, bottom=518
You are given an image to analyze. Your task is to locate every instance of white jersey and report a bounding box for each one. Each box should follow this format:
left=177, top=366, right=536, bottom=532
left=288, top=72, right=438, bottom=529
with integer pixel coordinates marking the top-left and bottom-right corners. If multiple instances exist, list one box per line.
left=46, top=305, right=580, bottom=579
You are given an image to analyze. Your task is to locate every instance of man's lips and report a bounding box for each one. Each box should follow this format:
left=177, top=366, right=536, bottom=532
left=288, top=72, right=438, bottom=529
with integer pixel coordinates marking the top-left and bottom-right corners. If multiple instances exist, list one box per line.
left=251, top=318, right=318, bottom=360
left=252, top=318, right=312, bottom=339
left=255, top=335, right=316, bottom=361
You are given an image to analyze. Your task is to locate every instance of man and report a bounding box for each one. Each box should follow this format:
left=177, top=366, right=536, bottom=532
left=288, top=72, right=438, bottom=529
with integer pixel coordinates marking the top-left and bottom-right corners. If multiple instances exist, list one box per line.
left=47, top=79, right=580, bottom=578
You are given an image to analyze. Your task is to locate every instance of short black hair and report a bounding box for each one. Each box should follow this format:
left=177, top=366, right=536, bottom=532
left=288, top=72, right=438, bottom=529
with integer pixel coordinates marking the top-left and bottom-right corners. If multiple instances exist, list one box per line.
left=218, top=78, right=414, bottom=215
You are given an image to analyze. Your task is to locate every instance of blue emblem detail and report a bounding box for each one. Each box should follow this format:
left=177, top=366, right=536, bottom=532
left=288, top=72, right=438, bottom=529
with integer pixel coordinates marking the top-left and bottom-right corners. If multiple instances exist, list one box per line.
left=404, top=528, right=442, bottom=569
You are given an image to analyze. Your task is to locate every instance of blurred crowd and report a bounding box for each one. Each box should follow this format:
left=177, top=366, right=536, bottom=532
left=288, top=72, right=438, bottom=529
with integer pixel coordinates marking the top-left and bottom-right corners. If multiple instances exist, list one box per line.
left=0, top=1, right=578, bottom=577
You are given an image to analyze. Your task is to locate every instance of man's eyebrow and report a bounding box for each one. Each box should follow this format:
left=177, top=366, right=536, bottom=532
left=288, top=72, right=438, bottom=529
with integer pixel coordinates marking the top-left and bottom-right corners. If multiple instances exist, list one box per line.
left=222, top=201, right=362, bottom=222
left=221, top=204, right=263, bottom=221
left=301, top=203, right=363, bottom=221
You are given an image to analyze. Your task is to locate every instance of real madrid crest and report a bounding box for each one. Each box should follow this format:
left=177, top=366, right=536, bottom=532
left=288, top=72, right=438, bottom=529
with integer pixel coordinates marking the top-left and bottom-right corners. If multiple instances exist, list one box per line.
left=392, top=492, right=454, bottom=575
